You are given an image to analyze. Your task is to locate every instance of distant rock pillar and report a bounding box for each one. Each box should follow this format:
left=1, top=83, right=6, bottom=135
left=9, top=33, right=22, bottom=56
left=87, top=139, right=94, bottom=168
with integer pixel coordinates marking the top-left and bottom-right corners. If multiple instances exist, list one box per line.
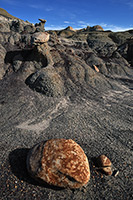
left=39, top=19, right=47, bottom=30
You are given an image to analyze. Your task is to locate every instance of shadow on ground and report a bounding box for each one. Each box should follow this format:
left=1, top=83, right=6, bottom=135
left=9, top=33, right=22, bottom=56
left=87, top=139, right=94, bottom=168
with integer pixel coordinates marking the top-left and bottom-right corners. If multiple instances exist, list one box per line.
left=9, top=148, right=64, bottom=191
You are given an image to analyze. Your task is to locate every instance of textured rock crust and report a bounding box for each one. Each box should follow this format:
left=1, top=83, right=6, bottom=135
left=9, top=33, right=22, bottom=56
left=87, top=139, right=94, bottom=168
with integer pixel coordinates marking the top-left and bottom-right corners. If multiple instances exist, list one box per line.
left=27, top=139, right=90, bottom=188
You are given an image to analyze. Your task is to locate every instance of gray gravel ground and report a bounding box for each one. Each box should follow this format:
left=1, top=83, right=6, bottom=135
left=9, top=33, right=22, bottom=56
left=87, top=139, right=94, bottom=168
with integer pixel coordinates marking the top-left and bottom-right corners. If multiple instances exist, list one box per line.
left=0, top=75, right=133, bottom=200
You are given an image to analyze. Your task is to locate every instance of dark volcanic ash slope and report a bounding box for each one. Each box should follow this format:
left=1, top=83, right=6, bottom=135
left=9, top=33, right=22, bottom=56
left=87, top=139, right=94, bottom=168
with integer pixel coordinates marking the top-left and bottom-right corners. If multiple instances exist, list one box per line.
left=0, top=12, right=133, bottom=200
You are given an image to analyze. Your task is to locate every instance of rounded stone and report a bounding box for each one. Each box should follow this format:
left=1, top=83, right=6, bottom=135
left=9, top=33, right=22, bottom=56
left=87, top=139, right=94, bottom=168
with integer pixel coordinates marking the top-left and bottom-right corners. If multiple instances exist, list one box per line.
left=27, top=139, right=90, bottom=188
left=96, top=155, right=112, bottom=175
left=97, top=155, right=112, bottom=167
left=32, top=32, right=50, bottom=45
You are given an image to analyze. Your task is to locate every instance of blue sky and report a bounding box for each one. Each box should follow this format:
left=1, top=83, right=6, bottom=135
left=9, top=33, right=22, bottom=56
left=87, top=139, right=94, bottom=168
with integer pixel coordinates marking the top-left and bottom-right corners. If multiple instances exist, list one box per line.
left=1, top=0, right=133, bottom=31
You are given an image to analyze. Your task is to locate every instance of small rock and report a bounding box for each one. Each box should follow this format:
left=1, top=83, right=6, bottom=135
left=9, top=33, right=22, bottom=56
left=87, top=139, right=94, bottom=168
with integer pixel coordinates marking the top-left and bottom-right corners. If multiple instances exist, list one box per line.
left=32, top=32, right=50, bottom=45
left=93, top=65, right=99, bottom=72
left=96, top=155, right=112, bottom=175
left=97, top=155, right=112, bottom=167
left=113, top=170, right=119, bottom=177
left=27, top=139, right=90, bottom=188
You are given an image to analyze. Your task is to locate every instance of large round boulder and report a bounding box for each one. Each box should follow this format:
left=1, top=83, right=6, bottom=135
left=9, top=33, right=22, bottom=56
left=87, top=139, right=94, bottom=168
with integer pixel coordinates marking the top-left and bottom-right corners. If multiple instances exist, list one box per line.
left=27, top=139, right=90, bottom=189
left=25, top=66, right=65, bottom=97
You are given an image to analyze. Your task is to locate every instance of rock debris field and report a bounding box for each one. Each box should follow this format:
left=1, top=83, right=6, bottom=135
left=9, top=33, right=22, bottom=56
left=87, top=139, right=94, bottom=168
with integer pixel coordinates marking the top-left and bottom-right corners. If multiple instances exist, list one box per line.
left=0, top=9, right=133, bottom=200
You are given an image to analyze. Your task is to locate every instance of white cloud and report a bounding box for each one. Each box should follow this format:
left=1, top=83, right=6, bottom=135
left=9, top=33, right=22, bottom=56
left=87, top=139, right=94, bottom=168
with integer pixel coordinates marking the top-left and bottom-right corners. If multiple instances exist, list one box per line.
left=70, top=13, right=76, bottom=19
left=29, top=4, right=43, bottom=9
left=2, top=0, right=21, bottom=6
left=77, top=21, right=96, bottom=28
left=45, top=7, right=53, bottom=12
left=63, top=21, right=76, bottom=26
left=64, top=21, right=70, bottom=24
left=45, top=25, right=66, bottom=30
left=28, top=4, right=53, bottom=11
left=78, top=21, right=86, bottom=24
left=126, top=1, right=133, bottom=8
left=115, top=0, right=133, bottom=8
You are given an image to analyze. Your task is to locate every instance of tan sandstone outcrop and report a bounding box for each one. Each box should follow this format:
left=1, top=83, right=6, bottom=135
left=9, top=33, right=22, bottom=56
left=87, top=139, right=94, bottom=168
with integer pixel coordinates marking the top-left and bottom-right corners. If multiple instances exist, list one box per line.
left=91, top=25, right=104, bottom=31
left=65, top=26, right=76, bottom=32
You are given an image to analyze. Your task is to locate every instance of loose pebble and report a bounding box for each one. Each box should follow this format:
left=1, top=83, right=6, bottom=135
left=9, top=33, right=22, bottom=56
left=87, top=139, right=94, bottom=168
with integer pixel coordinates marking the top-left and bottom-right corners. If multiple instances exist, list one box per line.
left=113, top=170, right=119, bottom=177
left=96, top=155, right=112, bottom=176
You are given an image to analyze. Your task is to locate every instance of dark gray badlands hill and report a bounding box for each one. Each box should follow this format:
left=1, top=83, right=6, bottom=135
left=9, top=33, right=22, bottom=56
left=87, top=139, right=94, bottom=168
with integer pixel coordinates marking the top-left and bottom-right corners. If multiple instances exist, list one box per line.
left=0, top=10, right=133, bottom=200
